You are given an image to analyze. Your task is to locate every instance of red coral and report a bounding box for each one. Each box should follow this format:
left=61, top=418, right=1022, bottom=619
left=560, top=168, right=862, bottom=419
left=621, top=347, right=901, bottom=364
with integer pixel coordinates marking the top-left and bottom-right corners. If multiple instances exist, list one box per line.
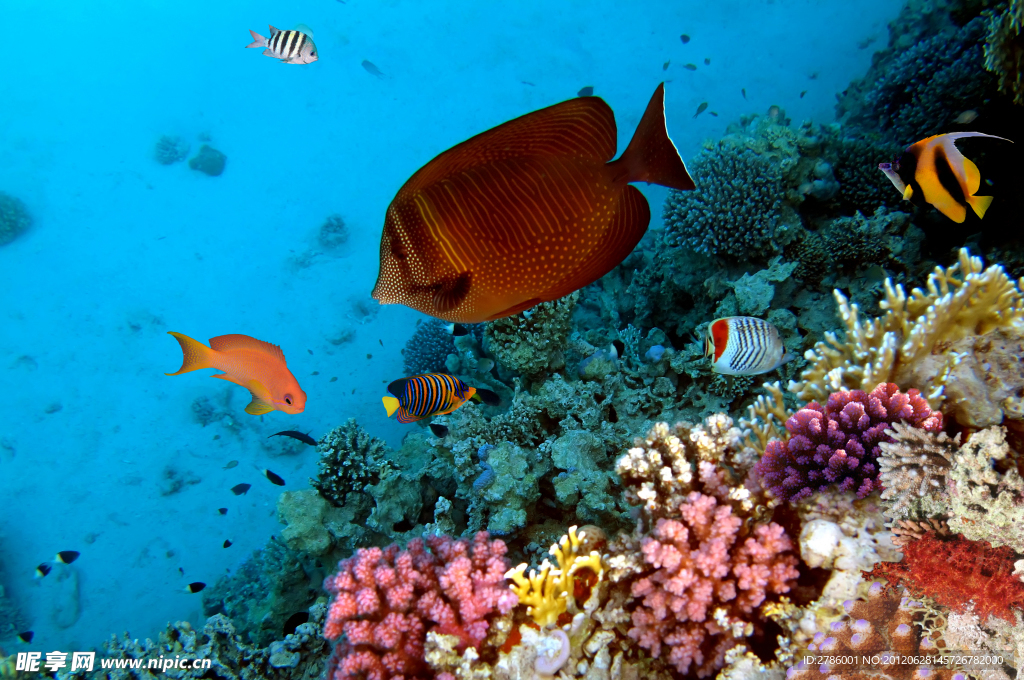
left=863, top=534, right=1024, bottom=622
left=323, top=532, right=518, bottom=680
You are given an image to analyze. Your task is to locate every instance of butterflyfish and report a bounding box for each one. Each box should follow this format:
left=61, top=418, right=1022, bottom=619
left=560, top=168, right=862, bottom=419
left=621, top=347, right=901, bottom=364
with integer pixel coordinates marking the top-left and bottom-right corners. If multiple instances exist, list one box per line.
left=245, top=25, right=318, bottom=65
left=371, top=83, right=694, bottom=322
left=878, top=132, right=1013, bottom=223
left=166, top=332, right=306, bottom=415
left=703, top=317, right=794, bottom=376
left=382, top=373, right=499, bottom=423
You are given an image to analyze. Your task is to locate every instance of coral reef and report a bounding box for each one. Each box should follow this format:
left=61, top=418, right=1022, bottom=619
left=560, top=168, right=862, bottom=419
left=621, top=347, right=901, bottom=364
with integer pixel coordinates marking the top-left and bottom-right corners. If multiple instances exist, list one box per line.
left=322, top=532, right=516, bottom=680
left=0, top=192, right=31, bottom=247
left=876, top=422, right=956, bottom=522
left=484, top=292, right=579, bottom=378
left=153, top=135, right=190, bottom=165
left=318, top=214, right=349, bottom=251
left=793, top=209, right=915, bottom=284
left=827, top=136, right=904, bottom=214
left=755, top=383, right=942, bottom=502
left=984, top=0, right=1024, bottom=106
left=189, top=144, right=227, bottom=176
left=403, top=318, right=456, bottom=376
left=311, top=419, right=394, bottom=506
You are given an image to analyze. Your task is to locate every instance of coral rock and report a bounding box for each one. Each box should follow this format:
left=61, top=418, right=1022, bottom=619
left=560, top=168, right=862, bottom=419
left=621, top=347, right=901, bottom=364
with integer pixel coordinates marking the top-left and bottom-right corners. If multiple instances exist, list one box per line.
left=0, top=191, right=31, bottom=247
left=189, top=144, right=227, bottom=176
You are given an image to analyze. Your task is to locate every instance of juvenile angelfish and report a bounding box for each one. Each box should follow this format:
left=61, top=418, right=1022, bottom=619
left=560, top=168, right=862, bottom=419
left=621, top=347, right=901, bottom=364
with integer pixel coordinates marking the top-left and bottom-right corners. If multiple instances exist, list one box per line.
left=166, top=332, right=306, bottom=415
left=703, top=317, right=794, bottom=376
left=382, top=373, right=499, bottom=423
left=878, top=132, right=1012, bottom=223
left=246, top=25, right=318, bottom=65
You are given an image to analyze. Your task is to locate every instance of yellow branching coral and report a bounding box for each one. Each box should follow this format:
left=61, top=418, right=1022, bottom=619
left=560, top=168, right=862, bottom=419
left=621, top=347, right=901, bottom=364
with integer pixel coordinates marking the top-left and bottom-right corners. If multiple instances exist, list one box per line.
left=505, top=525, right=604, bottom=627
left=789, top=248, right=1024, bottom=407
left=740, top=381, right=790, bottom=452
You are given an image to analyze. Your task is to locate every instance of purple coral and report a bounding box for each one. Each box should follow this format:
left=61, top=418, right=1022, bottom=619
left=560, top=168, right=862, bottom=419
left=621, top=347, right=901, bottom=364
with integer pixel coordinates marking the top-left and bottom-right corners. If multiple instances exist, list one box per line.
left=754, top=383, right=942, bottom=502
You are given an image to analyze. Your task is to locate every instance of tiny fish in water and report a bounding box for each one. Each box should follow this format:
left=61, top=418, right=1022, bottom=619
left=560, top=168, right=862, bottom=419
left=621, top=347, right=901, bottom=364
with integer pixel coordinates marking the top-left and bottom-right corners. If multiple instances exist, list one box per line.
left=522, top=81, right=535, bottom=86
left=371, top=84, right=694, bottom=322
left=34, top=563, right=51, bottom=578
left=429, top=423, right=449, bottom=438
left=704, top=317, right=794, bottom=376
left=223, top=540, right=233, bottom=548
left=231, top=483, right=251, bottom=496
left=218, top=507, right=228, bottom=515
left=330, top=376, right=337, bottom=382
left=383, top=374, right=500, bottom=423
left=262, top=469, right=286, bottom=486
left=693, top=102, right=708, bottom=118
left=245, top=25, right=318, bottom=65
left=184, top=582, right=206, bottom=594
left=445, top=323, right=470, bottom=336
left=800, top=90, right=807, bottom=98
left=166, top=332, right=306, bottom=415
left=17, top=631, right=33, bottom=644
left=680, top=34, right=690, bottom=44
left=741, top=88, right=747, bottom=100
left=878, top=132, right=1013, bottom=222
left=223, top=460, right=239, bottom=469
left=709, top=111, right=718, bottom=117
left=683, top=63, right=697, bottom=71
left=809, top=72, right=819, bottom=80
left=704, top=58, right=710, bottom=65
left=954, top=110, right=978, bottom=124
left=307, top=349, right=313, bottom=355
left=178, top=567, right=184, bottom=576
left=663, top=60, right=670, bottom=70
left=269, top=430, right=317, bottom=445
left=362, top=60, right=385, bottom=78
left=379, top=339, right=383, bottom=346
left=577, top=86, right=594, bottom=97
left=56, top=551, right=79, bottom=565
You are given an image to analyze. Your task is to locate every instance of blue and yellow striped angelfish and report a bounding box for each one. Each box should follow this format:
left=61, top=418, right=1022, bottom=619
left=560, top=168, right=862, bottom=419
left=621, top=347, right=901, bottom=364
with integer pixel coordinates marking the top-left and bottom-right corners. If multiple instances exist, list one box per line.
left=382, top=373, right=499, bottom=423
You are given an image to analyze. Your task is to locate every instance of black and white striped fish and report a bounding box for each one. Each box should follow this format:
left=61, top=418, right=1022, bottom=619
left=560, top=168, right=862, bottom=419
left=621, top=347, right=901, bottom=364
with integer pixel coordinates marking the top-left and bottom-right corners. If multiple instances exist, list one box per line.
left=246, top=25, right=318, bottom=65
left=703, top=316, right=794, bottom=376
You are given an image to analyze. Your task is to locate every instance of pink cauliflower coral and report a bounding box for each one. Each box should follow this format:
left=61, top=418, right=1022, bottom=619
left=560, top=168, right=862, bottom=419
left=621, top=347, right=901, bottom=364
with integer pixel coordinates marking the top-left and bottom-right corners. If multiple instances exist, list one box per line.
left=323, top=532, right=518, bottom=680
left=629, top=491, right=799, bottom=678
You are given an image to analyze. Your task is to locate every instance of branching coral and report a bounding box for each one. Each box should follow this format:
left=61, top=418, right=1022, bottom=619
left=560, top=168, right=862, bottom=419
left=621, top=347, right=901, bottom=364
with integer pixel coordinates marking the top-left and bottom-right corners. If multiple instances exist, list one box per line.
left=311, top=419, right=395, bottom=506
left=877, top=422, right=956, bottom=522
left=403, top=318, right=457, bottom=376
left=484, top=292, right=579, bottom=377
left=0, top=192, right=31, bottom=247
left=153, top=134, right=190, bottom=165
left=793, top=208, right=913, bottom=283
left=829, top=136, right=904, bottom=213
left=984, top=0, right=1024, bottom=105
left=755, top=383, right=942, bottom=502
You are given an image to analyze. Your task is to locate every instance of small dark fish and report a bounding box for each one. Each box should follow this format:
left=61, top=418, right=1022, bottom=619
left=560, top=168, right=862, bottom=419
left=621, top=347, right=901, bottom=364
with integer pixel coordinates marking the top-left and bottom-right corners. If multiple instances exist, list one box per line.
left=212, top=434, right=221, bottom=440
left=445, top=323, right=470, bottom=337
left=17, top=631, right=33, bottom=644
left=311, top=371, right=319, bottom=375
left=680, top=34, right=690, bottom=44
left=704, top=58, right=710, bottom=65
left=218, top=507, right=228, bottom=515
left=577, top=86, right=594, bottom=97
left=34, top=563, right=51, bottom=578
left=269, top=430, right=317, bottom=446
left=262, top=469, right=286, bottom=486
left=429, top=423, right=449, bottom=438
left=56, top=550, right=80, bottom=565
left=362, top=60, right=385, bottom=78
left=522, top=81, right=535, bottom=86
left=800, top=90, right=807, bottom=98
left=284, top=612, right=310, bottom=635
left=184, top=582, right=206, bottom=594
left=742, top=88, right=747, bottom=100
left=223, top=460, right=239, bottom=469
left=231, top=483, right=251, bottom=496
left=307, top=349, right=313, bottom=355
left=709, top=111, right=718, bottom=117
left=663, top=60, right=670, bottom=71
left=223, top=540, right=233, bottom=548
left=693, top=102, right=708, bottom=118
left=379, top=339, right=383, bottom=346
left=178, top=567, right=185, bottom=576
left=330, top=376, right=337, bottom=382
left=683, top=63, right=697, bottom=71
left=809, top=72, right=819, bottom=80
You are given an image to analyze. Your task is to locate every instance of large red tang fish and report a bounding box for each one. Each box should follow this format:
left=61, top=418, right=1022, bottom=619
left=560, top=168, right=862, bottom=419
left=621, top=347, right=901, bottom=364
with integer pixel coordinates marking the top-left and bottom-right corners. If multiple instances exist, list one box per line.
left=371, top=83, right=694, bottom=323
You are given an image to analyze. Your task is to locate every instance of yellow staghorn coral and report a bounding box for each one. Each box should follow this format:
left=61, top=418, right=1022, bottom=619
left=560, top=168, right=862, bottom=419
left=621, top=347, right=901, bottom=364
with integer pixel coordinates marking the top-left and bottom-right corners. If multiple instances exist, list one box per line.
left=505, top=525, right=604, bottom=628
left=788, top=248, right=1024, bottom=408
left=740, top=381, right=790, bottom=452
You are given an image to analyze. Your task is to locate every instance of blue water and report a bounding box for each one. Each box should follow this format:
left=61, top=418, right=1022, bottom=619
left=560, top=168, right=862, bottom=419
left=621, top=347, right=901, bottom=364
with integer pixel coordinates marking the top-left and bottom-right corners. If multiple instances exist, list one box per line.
left=0, top=0, right=899, bottom=655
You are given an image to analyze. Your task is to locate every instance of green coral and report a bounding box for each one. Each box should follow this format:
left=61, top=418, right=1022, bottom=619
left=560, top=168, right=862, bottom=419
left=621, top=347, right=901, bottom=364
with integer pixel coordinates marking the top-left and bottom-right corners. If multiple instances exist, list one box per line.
left=0, top=192, right=30, bottom=247
left=793, top=208, right=917, bottom=283
left=310, top=418, right=395, bottom=506
left=484, top=292, right=579, bottom=377
left=985, top=0, right=1024, bottom=105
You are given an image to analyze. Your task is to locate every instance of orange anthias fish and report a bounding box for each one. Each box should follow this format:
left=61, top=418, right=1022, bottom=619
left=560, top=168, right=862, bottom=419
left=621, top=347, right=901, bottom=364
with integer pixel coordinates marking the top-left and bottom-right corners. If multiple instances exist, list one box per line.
left=165, top=332, right=306, bottom=415
left=878, top=132, right=1013, bottom=223
left=371, top=83, right=695, bottom=323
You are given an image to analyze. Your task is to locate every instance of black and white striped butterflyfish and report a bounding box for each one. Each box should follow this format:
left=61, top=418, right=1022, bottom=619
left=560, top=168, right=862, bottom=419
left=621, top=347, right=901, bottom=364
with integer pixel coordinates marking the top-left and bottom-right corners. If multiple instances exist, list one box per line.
left=245, top=24, right=318, bottom=65
left=703, top=317, right=794, bottom=376
left=382, top=373, right=499, bottom=424
left=878, top=132, right=1013, bottom=223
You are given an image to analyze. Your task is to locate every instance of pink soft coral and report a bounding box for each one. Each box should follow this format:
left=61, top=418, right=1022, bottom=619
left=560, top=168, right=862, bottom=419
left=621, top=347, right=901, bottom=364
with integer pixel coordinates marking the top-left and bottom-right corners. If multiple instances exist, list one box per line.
left=323, top=532, right=518, bottom=680
left=628, top=491, right=799, bottom=678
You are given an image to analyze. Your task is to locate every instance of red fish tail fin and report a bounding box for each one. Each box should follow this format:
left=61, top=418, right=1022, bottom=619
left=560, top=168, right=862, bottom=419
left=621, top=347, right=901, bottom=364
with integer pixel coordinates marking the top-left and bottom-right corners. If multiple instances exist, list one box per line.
left=246, top=30, right=266, bottom=49
left=165, top=332, right=216, bottom=376
left=614, top=83, right=695, bottom=191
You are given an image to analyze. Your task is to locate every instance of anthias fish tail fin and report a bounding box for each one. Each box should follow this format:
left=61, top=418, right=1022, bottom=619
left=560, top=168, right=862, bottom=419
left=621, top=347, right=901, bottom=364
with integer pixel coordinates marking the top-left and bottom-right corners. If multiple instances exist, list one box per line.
left=382, top=396, right=401, bottom=417
left=968, top=193, right=994, bottom=219
left=246, top=30, right=266, bottom=48
left=165, top=332, right=216, bottom=376
left=615, top=83, right=694, bottom=191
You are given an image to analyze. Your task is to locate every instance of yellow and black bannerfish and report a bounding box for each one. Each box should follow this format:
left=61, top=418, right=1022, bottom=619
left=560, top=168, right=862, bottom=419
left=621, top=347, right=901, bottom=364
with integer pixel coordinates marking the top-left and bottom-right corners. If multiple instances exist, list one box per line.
left=382, top=373, right=499, bottom=423
left=878, top=132, right=1013, bottom=223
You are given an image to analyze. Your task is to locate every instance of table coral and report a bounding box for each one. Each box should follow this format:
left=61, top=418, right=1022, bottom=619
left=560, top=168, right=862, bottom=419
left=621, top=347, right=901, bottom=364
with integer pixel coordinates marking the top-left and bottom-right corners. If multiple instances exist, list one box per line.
left=0, top=191, right=31, bottom=247
left=754, top=383, right=942, bottom=503
left=323, top=532, right=517, bottom=680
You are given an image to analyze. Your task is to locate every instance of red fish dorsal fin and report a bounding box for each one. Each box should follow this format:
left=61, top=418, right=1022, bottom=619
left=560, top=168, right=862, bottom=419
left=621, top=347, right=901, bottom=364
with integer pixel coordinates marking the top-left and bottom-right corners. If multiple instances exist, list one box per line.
left=209, top=334, right=286, bottom=362
left=400, top=97, right=617, bottom=194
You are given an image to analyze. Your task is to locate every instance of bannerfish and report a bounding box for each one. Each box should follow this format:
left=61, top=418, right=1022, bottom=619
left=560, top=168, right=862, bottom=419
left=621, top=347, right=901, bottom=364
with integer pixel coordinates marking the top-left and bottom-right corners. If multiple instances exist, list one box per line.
left=578, top=86, right=594, bottom=97
left=166, top=332, right=307, bottom=415
left=703, top=317, right=794, bottom=376
left=184, top=582, right=206, bottom=594
left=262, top=469, right=286, bottom=486
left=17, top=632, right=33, bottom=644
left=362, top=60, right=385, bottom=78
left=371, top=83, right=694, bottom=322
left=382, top=373, right=500, bottom=423
left=694, top=102, right=708, bottom=118
left=245, top=25, right=318, bottom=65
left=269, top=430, right=317, bottom=445
left=231, top=483, right=251, bottom=496
left=878, top=132, right=1013, bottom=223
left=683, top=63, right=697, bottom=71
